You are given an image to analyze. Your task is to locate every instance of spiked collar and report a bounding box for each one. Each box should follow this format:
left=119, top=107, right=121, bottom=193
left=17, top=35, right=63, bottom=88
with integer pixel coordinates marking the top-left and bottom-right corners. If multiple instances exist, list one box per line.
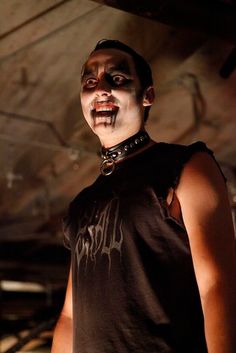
left=100, top=130, right=150, bottom=176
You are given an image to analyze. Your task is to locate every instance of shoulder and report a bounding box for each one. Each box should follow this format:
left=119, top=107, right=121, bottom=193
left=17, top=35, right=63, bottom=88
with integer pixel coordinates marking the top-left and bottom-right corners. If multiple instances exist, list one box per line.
left=176, top=151, right=227, bottom=207
left=68, top=175, right=101, bottom=210
left=174, top=145, right=230, bottom=240
left=151, top=140, right=221, bottom=189
left=64, top=178, right=99, bottom=227
left=151, top=140, right=214, bottom=167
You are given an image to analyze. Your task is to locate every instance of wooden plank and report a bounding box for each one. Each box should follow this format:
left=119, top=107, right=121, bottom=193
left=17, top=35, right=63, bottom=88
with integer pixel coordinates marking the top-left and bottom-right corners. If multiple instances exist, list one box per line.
left=0, top=0, right=63, bottom=35
left=0, top=0, right=100, bottom=60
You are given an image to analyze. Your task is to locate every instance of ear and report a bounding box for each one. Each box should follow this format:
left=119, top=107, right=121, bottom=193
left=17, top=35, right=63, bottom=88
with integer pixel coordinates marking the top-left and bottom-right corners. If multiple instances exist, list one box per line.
left=143, top=86, right=155, bottom=106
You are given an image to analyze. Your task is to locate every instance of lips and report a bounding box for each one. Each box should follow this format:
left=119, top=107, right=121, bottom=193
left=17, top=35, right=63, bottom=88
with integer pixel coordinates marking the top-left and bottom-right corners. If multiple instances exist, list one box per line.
left=93, top=101, right=118, bottom=113
left=91, top=101, right=119, bottom=125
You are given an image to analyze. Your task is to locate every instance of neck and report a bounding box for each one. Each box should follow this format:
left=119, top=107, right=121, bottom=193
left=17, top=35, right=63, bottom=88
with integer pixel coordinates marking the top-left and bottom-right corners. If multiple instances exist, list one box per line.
left=99, top=126, right=145, bottom=148
left=100, top=130, right=151, bottom=176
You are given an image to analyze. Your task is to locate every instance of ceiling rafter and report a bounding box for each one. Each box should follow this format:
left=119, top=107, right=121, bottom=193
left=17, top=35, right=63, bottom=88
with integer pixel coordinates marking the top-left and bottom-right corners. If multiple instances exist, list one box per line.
left=0, top=2, right=102, bottom=62
left=92, top=0, right=236, bottom=41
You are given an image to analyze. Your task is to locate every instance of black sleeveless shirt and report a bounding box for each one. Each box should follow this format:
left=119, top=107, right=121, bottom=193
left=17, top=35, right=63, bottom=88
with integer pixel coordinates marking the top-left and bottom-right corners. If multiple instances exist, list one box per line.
left=64, top=141, right=216, bottom=353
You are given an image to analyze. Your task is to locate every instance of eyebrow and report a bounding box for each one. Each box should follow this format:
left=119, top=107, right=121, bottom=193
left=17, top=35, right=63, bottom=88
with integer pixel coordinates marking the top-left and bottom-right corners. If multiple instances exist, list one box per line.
left=81, top=64, right=97, bottom=80
left=81, top=59, right=131, bottom=80
left=108, top=60, right=131, bottom=74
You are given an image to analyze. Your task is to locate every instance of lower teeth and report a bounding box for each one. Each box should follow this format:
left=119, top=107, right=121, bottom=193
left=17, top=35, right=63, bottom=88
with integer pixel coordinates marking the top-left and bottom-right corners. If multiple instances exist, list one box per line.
left=92, top=110, right=117, bottom=126
left=95, top=117, right=111, bottom=125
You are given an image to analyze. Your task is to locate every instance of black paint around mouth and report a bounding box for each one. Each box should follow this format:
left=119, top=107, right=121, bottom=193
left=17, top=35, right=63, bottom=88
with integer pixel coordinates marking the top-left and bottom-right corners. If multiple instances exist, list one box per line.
left=91, top=106, right=118, bottom=119
left=92, top=110, right=117, bottom=127
left=93, top=111, right=114, bottom=118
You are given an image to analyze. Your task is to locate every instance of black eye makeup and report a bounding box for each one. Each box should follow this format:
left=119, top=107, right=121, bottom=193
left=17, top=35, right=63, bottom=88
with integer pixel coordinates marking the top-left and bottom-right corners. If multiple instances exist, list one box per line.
left=108, top=73, right=131, bottom=86
left=83, top=77, right=98, bottom=88
left=81, top=59, right=133, bottom=89
left=81, top=73, right=131, bottom=90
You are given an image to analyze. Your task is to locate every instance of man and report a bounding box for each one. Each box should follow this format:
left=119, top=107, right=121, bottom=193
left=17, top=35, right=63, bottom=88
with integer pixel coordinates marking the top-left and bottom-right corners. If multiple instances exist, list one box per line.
left=52, top=40, right=236, bottom=353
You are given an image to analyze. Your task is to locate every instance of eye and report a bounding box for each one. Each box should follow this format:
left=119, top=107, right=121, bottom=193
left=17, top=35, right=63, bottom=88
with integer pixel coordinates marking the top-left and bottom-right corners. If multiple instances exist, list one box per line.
left=112, top=75, right=127, bottom=85
left=83, top=77, right=97, bottom=88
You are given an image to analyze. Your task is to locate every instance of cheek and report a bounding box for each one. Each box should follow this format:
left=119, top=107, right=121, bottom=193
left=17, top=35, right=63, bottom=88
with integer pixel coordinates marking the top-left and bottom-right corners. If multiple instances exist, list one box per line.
left=116, top=88, right=140, bottom=104
left=123, top=92, right=142, bottom=111
left=80, top=99, right=92, bottom=126
left=80, top=93, right=90, bottom=113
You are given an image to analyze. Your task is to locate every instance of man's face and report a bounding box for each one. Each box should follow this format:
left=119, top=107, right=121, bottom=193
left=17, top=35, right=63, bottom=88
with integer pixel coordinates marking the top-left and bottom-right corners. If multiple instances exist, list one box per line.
left=80, top=48, right=149, bottom=146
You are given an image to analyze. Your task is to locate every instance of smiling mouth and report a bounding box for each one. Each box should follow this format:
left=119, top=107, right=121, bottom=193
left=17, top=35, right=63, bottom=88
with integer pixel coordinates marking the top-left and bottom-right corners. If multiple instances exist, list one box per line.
left=91, top=102, right=119, bottom=126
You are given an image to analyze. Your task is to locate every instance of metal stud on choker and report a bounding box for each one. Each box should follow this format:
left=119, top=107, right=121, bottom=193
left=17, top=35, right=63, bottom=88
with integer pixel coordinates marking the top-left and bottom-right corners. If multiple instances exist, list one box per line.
left=100, top=131, right=150, bottom=176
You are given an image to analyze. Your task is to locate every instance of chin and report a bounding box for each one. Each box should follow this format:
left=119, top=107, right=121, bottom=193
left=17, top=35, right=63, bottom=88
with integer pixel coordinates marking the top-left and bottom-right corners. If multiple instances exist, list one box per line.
left=93, top=122, right=115, bottom=135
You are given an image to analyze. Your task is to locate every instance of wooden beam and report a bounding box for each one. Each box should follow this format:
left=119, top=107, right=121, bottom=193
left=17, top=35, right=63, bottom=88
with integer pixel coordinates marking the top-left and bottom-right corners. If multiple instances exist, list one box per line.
left=92, top=0, right=236, bottom=41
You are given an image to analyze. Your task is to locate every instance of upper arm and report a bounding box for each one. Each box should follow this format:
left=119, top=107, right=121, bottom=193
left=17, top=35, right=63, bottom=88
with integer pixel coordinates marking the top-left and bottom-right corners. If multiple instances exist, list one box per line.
left=51, top=267, right=73, bottom=353
left=61, top=266, right=73, bottom=319
left=175, top=151, right=236, bottom=296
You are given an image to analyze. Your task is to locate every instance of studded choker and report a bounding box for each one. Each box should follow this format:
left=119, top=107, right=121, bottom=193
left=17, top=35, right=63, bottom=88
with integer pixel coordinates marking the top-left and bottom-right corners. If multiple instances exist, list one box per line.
left=100, top=130, right=150, bottom=176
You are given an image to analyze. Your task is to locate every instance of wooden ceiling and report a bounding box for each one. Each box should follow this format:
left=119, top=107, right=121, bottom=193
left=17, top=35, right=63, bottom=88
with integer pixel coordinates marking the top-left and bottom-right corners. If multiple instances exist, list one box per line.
left=0, top=0, right=236, bottom=344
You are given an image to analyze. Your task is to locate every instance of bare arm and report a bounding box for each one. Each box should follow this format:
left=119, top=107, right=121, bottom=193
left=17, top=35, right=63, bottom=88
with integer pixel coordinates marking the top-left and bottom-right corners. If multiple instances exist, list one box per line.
left=51, top=267, right=73, bottom=353
left=176, top=152, right=236, bottom=353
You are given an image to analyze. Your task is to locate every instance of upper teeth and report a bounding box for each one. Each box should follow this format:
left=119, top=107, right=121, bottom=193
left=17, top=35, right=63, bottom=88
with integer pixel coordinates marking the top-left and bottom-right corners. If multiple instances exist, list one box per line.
left=96, top=107, right=114, bottom=112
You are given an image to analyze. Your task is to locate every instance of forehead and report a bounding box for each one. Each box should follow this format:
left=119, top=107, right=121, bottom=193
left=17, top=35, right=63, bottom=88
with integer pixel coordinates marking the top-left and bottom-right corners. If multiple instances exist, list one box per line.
left=82, top=48, right=136, bottom=75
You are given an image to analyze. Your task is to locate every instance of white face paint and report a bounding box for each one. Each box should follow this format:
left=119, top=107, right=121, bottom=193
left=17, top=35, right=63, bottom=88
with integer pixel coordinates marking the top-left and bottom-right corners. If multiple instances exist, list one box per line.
left=80, top=48, right=149, bottom=147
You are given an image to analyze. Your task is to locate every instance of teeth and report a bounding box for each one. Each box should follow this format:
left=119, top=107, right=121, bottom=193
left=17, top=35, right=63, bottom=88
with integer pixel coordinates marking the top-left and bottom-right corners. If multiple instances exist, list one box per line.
left=94, top=117, right=112, bottom=125
left=96, top=117, right=111, bottom=121
left=93, top=101, right=118, bottom=113
left=96, top=107, right=113, bottom=112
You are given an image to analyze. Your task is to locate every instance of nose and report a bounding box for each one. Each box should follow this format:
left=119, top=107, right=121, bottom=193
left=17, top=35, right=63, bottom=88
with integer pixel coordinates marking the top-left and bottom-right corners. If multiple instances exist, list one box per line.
left=95, top=75, right=111, bottom=96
